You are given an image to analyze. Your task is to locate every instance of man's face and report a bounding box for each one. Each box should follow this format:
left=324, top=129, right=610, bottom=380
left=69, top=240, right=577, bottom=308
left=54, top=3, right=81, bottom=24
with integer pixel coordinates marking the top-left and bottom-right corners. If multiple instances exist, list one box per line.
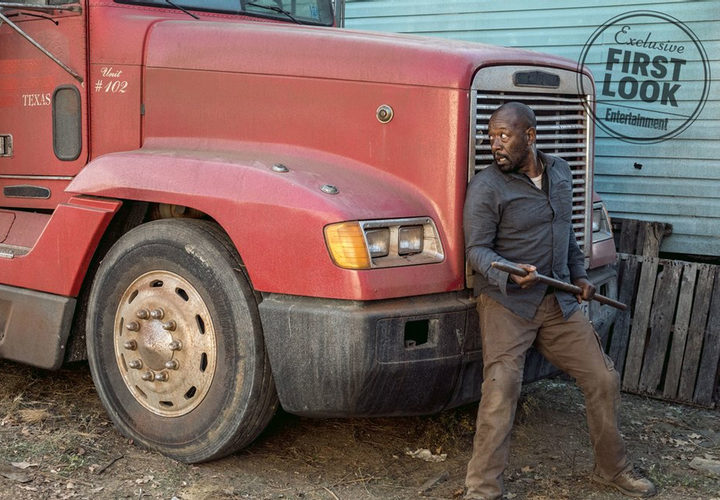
left=487, top=112, right=535, bottom=174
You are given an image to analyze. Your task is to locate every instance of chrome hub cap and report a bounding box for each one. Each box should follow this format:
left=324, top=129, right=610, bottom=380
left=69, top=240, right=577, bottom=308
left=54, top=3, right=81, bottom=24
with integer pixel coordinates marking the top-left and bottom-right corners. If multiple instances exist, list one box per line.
left=114, top=271, right=216, bottom=417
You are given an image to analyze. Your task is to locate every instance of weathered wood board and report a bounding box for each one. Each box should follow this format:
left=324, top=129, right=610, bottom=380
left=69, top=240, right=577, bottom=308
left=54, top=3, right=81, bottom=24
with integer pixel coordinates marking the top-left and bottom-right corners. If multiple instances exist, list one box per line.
left=693, top=268, right=720, bottom=406
left=662, top=263, right=697, bottom=399
left=608, top=256, right=639, bottom=377
left=615, top=256, right=718, bottom=407
left=638, top=261, right=681, bottom=394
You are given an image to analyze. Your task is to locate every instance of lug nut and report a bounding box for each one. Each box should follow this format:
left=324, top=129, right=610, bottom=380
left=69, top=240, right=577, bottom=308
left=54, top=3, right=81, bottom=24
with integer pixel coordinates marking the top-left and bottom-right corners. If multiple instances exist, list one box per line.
left=123, top=340, right=137, bottom=350
left=154, top=371, right=169, bottom=382
left=162, top=320, right=177, bottom=331
left=126, top=321, right=140, bottom=332
left=169, top=340, right=183, bottom=351
left=136, top=309, right=150, bottom=320
left=141, top=371, right=154, bottom=381
left=164, top=360, right=179, bottom=370
left=150, top=308, right=164, bottom=320
left=128, top=359, right=143, bottom=370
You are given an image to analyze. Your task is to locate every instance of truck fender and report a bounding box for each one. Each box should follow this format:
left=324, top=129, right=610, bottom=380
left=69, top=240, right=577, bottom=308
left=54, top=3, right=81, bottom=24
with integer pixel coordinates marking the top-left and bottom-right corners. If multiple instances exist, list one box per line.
left=67, top=147, right=440, bottom=298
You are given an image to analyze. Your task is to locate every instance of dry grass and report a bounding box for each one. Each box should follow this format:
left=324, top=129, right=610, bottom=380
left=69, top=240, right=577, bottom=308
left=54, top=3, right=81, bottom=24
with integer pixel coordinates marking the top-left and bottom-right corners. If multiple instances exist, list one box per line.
left=17, top=408, right=50, bottom=424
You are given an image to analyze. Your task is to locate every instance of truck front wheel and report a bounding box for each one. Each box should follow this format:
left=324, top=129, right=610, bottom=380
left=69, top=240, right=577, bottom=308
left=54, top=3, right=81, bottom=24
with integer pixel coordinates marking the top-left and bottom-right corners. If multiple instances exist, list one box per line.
left=86, top=219, right=277, bottom=463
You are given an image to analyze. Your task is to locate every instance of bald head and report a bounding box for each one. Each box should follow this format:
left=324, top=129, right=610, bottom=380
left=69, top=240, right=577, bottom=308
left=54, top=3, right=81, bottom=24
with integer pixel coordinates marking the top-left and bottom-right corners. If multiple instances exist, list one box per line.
left=487, top=102, right=538, bottom=174
left=490, top=102, right=536, bottom=130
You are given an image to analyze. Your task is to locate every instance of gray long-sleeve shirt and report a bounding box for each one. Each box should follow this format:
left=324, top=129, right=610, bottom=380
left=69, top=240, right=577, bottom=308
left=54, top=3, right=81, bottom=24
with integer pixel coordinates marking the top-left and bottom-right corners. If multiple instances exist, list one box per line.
left=463, top=151, right=587, bottom=320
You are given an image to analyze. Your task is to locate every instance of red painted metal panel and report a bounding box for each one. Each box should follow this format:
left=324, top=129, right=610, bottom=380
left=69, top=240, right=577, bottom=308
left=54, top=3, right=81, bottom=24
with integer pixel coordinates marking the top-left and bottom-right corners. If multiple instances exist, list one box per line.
left=135, top=65, right=471, bottom=299
left=72, top=4, right=585, bottom=301
left=0, top=10, right=87, bottom=178
left=1, top=210, right=50, bottom=248
left=144, top=20, right=575, bottom=89
left=0, top=210, right=14, bottom=242
left=0, top=196, right=121, bottom=297
left=85, top=0, right=298, bottom=160
left=68, top=147, right=464, bottom=299
left=0, top=178, right=74, bottom=209
left=88, top=64, right=142, bottom=157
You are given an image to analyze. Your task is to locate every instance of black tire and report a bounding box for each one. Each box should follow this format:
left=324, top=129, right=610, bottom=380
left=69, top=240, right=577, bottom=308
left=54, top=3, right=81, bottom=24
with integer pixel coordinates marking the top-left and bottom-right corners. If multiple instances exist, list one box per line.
left=86, top=219, right=277, bottom=463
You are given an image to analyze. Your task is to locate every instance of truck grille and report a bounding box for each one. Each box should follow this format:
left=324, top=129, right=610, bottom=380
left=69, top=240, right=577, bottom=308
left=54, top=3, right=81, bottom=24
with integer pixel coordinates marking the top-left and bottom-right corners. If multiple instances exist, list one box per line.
left=469, top=68, right=593, bottom=254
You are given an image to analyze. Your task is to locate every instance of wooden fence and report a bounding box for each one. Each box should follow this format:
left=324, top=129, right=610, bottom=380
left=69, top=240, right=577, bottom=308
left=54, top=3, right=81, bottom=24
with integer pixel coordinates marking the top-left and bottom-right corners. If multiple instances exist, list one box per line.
left=608, top=219, right=720, bottom=408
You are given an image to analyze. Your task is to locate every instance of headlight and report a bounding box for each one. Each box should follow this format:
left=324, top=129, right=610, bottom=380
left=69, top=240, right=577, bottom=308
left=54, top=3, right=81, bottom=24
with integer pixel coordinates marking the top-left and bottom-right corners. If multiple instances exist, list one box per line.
left=366, top=228, right=390, bottom=257
left=398, top=225, right=424, bottom=255
left=324, top=217, right=444, bottom=269
left=592, top=202, right=613, bottom=243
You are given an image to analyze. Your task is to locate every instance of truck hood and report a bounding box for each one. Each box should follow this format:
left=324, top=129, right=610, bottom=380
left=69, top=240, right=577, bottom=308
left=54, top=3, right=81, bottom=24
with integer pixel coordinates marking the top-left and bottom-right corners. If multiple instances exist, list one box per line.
left=145, top=20, right=582, bottom=89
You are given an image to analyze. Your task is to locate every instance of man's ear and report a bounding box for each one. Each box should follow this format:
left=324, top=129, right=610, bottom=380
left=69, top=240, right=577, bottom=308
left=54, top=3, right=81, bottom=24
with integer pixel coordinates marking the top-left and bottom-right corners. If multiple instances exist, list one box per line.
left=526, top=127, right=536, bottom=144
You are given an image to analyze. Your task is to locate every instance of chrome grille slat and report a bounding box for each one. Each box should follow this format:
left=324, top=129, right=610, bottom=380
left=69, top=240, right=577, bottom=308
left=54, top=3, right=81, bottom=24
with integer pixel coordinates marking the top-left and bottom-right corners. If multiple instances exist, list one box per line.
left=476, top=113, right=584, bottom=122
left=478, top=123, right=586, bottom=131
left=477, top=103, right=584, bottom=112
left=536, top=124, right=586, bottom=130
left=536, top=134, right=586, bottom=141
left=477, top=93, right=580, bottom=103
left=535, top=142, right=587, bottom=149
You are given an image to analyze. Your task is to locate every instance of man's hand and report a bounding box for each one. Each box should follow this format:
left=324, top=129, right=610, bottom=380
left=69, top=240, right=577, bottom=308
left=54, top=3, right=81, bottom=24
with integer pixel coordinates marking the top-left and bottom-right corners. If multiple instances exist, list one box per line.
left=573, top=278, right=596, bottom=303
left=509, top=264, right=539, bottom=289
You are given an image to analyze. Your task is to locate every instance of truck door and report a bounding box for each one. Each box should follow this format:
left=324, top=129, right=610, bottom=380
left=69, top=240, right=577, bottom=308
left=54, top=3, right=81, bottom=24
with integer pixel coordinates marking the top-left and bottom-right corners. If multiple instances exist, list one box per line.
left=0, top=2, right=87, bottom=210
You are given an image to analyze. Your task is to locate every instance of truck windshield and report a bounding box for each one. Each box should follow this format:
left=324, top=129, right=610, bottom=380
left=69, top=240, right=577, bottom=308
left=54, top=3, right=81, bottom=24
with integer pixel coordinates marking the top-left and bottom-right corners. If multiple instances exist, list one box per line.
left=114, top=0, right=334, bottom=26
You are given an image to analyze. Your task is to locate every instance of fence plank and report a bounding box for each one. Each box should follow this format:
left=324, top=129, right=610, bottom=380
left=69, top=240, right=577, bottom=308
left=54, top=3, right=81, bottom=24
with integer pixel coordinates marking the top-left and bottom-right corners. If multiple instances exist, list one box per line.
left=623, top=256, right=659, bottom=392
left=618, top=219, right=639, bottom=254
left=678, top=265, right=716, bottom=402
left=639, top=262, right=682, bottom=394
left=609, top=256, right=639, bottom=377
left=635, top=223, right=647, bottom=256
left=694, top=268, right=720, bottom=406
left=663, top=263, right=698, bottom=399
left=641, top=222, right=666, bottom=257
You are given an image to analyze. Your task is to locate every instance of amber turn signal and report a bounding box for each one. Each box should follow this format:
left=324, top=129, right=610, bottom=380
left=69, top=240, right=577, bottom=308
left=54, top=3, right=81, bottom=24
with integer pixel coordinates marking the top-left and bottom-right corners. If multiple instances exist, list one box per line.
left=324, top=222, right=371, bottom=269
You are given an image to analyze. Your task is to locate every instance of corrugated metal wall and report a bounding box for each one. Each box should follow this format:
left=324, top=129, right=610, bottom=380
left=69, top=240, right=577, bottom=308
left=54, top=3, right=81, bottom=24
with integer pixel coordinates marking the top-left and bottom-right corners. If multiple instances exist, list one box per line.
left=345, top=0, right=720, bottom=256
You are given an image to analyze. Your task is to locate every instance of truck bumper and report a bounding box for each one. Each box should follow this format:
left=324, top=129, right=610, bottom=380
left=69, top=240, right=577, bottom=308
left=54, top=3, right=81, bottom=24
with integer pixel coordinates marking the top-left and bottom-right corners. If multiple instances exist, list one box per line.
left=259, top=291, right=482, bottom=417
left=258, top=266, right=617, bottom=417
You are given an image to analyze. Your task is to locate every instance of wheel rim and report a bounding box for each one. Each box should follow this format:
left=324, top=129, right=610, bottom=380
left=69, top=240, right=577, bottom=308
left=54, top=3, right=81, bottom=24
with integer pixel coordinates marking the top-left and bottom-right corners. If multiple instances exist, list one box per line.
left=114, top=270, right=217, bottom=417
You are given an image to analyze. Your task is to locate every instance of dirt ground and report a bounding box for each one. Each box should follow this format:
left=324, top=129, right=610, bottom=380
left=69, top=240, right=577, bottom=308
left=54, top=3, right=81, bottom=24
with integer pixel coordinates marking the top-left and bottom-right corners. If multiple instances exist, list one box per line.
left=0, top=359, right=718, bottom=500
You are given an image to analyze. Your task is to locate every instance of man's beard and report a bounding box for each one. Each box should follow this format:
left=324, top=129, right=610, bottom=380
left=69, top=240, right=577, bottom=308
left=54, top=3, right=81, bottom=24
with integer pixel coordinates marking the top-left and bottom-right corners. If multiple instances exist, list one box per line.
left=496, top=148, right=535, bottom=174
left=496, top=156, right=522, bottom=174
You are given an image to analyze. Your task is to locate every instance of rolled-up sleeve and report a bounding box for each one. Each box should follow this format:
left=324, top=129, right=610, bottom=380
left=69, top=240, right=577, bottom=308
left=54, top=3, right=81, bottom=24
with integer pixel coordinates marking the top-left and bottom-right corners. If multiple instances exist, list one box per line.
left=463, top=177, right=513, bottom=295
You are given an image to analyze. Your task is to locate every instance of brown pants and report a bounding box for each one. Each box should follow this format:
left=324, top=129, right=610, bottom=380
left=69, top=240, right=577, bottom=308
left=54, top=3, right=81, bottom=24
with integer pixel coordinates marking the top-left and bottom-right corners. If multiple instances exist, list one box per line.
left=465, top=294, right=628, bottom=500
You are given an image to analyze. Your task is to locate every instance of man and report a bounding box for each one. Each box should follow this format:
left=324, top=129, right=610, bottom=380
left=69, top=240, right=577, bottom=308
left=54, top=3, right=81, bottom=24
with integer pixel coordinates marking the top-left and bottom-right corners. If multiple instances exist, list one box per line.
left=462, top=102, right=656, bottom=499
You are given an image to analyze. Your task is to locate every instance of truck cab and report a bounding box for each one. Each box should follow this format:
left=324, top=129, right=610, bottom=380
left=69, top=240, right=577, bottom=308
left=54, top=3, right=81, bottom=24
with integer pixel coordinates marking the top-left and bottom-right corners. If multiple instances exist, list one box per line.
left=0, top=0, right=617, bottom=462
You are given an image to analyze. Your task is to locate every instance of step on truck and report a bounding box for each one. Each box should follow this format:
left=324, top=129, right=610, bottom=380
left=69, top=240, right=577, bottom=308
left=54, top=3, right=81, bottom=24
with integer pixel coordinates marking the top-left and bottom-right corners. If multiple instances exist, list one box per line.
left=0, top=0, right=618, bottom=462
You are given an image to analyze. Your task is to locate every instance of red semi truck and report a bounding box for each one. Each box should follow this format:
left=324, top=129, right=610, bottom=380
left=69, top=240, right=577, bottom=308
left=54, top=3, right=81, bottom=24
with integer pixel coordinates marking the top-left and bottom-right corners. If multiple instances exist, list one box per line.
left=0, top=0, right=618, bottom=462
